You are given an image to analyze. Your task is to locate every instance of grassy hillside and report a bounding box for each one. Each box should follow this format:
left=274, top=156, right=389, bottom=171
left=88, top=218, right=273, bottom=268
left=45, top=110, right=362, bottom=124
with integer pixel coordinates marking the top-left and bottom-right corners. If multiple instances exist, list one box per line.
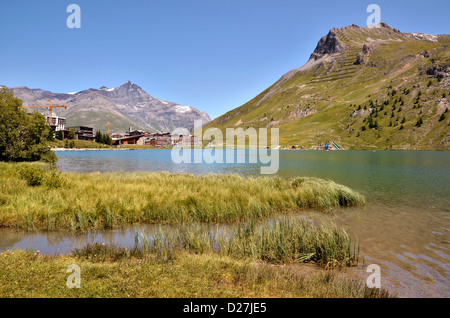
left=207, top=24, right=450, bottom=150
left=65, top=109, right=148, bottom=134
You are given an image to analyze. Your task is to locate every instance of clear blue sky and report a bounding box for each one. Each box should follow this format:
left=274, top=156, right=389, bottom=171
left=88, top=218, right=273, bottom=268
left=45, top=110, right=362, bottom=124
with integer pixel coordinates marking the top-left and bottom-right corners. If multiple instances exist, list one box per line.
left=1, top=0, right=448, bottom=119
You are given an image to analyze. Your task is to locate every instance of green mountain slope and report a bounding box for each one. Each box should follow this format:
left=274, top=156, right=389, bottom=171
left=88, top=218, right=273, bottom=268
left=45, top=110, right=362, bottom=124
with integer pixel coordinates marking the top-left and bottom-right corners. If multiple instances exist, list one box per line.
left=207, top=23, right=450, bottom=150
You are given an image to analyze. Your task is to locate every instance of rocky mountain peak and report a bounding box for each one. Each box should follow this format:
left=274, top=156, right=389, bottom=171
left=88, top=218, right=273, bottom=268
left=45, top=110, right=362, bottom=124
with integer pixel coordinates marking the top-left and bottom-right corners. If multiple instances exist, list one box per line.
left=309, top=29, right=345, bottom=61
left=10, top=82, right=211, bottom=133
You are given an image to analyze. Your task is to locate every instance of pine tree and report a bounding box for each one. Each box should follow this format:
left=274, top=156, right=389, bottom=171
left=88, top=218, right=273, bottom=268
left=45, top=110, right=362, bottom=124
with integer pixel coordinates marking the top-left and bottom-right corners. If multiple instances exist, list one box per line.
left=95, top=130, right=102, bottom=143
left=415, top=118, right=423, bottom=127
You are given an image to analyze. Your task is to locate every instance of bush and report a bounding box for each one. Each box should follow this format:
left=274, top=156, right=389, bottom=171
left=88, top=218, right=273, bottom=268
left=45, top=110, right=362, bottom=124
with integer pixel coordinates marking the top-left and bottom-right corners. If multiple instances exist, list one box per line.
left=18, top=164, right=66, bottom=188
left=45, top=169, right=67, bottom=189
left=19, top=165, right=46, bottom=186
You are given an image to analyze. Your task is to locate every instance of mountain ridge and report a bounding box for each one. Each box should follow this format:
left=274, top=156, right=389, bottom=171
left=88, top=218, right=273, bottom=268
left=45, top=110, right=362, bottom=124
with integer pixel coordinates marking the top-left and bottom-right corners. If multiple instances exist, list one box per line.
left=207, top=23, right=450, bottom=150
left=10, top=81, right=211, bottom=134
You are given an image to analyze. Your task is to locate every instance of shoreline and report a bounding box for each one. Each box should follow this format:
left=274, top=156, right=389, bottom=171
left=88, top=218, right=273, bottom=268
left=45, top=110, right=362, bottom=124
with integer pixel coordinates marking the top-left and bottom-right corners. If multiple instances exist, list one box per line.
left=51, top=147, right=132, bottom=151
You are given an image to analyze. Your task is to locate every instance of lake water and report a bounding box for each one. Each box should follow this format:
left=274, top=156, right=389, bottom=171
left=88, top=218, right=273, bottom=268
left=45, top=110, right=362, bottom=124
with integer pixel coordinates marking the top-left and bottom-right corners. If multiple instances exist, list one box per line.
left=1, top=149, right=449, bottom=297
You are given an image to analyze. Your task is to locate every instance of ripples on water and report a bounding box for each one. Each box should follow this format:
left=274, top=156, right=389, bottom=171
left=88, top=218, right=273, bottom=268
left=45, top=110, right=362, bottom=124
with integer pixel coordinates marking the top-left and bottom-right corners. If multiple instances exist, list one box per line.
left=2, top=149, right=449, bottom=297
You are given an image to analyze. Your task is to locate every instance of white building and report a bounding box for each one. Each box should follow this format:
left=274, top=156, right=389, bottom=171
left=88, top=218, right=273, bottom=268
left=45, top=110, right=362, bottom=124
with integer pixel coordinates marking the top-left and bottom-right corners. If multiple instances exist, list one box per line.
left=47, top=115, right=66, bottom=132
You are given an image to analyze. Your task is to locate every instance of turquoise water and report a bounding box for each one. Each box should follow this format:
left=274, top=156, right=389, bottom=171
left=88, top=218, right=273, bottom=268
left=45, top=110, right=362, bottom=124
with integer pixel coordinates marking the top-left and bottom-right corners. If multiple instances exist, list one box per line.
left=55, top=149, right=450, bottom=211
left=1, top=149, right=449, bottom=297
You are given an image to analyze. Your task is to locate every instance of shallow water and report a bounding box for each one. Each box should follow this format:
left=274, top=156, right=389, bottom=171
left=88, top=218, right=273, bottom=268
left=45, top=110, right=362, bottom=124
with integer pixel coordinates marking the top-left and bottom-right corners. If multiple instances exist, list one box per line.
left=1, top=149, right=449, bottom=297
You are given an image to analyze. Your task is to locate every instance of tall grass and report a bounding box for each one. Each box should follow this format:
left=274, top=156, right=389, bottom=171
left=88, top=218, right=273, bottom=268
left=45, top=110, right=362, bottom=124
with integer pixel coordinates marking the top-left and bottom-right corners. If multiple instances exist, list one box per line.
left=0, top=162, right=365, bottom=231
left=0, top=249, right=393, bottom=298
left=139, top=218, right=358, bottom=268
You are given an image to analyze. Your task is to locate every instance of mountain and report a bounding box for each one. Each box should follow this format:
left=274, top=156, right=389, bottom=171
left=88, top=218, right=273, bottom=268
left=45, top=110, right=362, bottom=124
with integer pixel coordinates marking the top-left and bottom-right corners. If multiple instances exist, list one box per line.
left=207, top=23, right=450, bottom=150
left=10, top=81, right=211, bottom=133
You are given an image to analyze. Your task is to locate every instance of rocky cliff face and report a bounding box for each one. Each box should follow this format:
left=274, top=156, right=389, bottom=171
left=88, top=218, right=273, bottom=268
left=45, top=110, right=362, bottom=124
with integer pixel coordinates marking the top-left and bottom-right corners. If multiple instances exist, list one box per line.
left=309, top=29, right=345, bottom=60
left=11, top=82, right=211, bottom=133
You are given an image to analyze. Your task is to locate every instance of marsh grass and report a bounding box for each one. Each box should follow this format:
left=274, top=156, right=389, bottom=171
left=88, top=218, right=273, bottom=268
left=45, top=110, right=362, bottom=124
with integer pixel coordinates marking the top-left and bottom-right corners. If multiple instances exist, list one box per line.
left=139, top=218, right=358, bottom=268
left=0, top=162, right=365, bottom=231
left=72, top=243, right=143, bottom=262
left=0, top=249, right=393, bottom=298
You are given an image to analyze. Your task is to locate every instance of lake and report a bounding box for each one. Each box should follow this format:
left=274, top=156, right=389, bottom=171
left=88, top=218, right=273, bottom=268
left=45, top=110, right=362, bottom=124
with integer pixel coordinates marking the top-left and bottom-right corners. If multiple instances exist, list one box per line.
left=1, top=149, right=449, bottom=297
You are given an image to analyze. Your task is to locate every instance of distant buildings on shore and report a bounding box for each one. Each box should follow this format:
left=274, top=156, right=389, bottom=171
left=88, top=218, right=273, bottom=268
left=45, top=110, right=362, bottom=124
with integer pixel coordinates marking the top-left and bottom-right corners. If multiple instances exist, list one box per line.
left=48, top=115, right=197, bottom=147
left=110, top=128, right=200, bottom=148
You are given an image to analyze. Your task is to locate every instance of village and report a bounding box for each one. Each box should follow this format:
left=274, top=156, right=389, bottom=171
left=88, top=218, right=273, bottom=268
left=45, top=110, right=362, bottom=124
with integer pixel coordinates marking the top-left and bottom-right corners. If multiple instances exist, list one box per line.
left=47, top=114, right=200, bottom=148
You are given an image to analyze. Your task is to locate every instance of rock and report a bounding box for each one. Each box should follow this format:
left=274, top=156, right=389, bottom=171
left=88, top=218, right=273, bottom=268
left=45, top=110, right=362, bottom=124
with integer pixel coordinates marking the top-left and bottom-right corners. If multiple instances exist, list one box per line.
left=354, top=43, right=376, bottom=65
left=422, top=65, right=450, bottom=78
left=355, top=53, right=365, bottom=65
left=420, top=50, right=430, bottom=58
left=309, top=30, right=345, bottom=60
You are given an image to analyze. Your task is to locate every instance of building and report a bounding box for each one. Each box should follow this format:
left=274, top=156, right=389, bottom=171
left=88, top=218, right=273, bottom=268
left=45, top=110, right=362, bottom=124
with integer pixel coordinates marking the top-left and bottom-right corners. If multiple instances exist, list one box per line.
left=64, top=126, right=95, bottom=141
left=111, top=129, right=146, bottom=145
left=47, top=115, right=66, bottom=132
left=109, top=129, right=201, bottom=148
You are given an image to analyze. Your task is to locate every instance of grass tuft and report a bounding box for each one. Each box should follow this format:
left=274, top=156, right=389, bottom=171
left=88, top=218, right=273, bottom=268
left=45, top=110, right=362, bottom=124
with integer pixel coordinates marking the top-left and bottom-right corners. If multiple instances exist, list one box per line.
left=140, top=218, right=358, bottom=268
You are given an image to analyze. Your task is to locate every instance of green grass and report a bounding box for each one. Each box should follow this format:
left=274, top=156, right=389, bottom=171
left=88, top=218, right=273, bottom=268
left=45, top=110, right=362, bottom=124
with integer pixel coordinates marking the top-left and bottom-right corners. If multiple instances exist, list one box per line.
left=140, top=217, right=358, bottom=268
left=0, top=249, right=392, bottom=298
left=0, top=162, right=365, bottom=231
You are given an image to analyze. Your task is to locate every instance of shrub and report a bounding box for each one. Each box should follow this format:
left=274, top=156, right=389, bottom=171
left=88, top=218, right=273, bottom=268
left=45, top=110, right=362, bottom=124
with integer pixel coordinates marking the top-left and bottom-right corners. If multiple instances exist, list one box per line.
left=19, top=165, right=46, bottom=186
left=44, top=169, right=67, bottom=189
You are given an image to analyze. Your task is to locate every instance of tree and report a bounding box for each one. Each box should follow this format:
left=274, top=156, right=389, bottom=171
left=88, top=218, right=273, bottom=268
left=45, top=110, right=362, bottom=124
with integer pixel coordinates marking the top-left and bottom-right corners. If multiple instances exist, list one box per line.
left=104, top=133, right=113, bottom=146
left=56, top=130, right=64, bottom=140
left=95, top=131, right=113, bottom=146
left=47, top=127, right=55, bottom=141
left=439, top=113, right=446, bottom=122
left=0, top=87, right=56, bottom=163
left=95, top=130, right=102, bottom=143
left=68, top=128, right=76, bottom=139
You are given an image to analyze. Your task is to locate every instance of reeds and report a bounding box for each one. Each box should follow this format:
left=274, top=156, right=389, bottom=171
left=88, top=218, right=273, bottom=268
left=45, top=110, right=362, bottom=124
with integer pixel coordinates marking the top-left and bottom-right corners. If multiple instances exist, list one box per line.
left=139, top=218, right=359, bottom=268
left=0, top=162, right=365, bottom=231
